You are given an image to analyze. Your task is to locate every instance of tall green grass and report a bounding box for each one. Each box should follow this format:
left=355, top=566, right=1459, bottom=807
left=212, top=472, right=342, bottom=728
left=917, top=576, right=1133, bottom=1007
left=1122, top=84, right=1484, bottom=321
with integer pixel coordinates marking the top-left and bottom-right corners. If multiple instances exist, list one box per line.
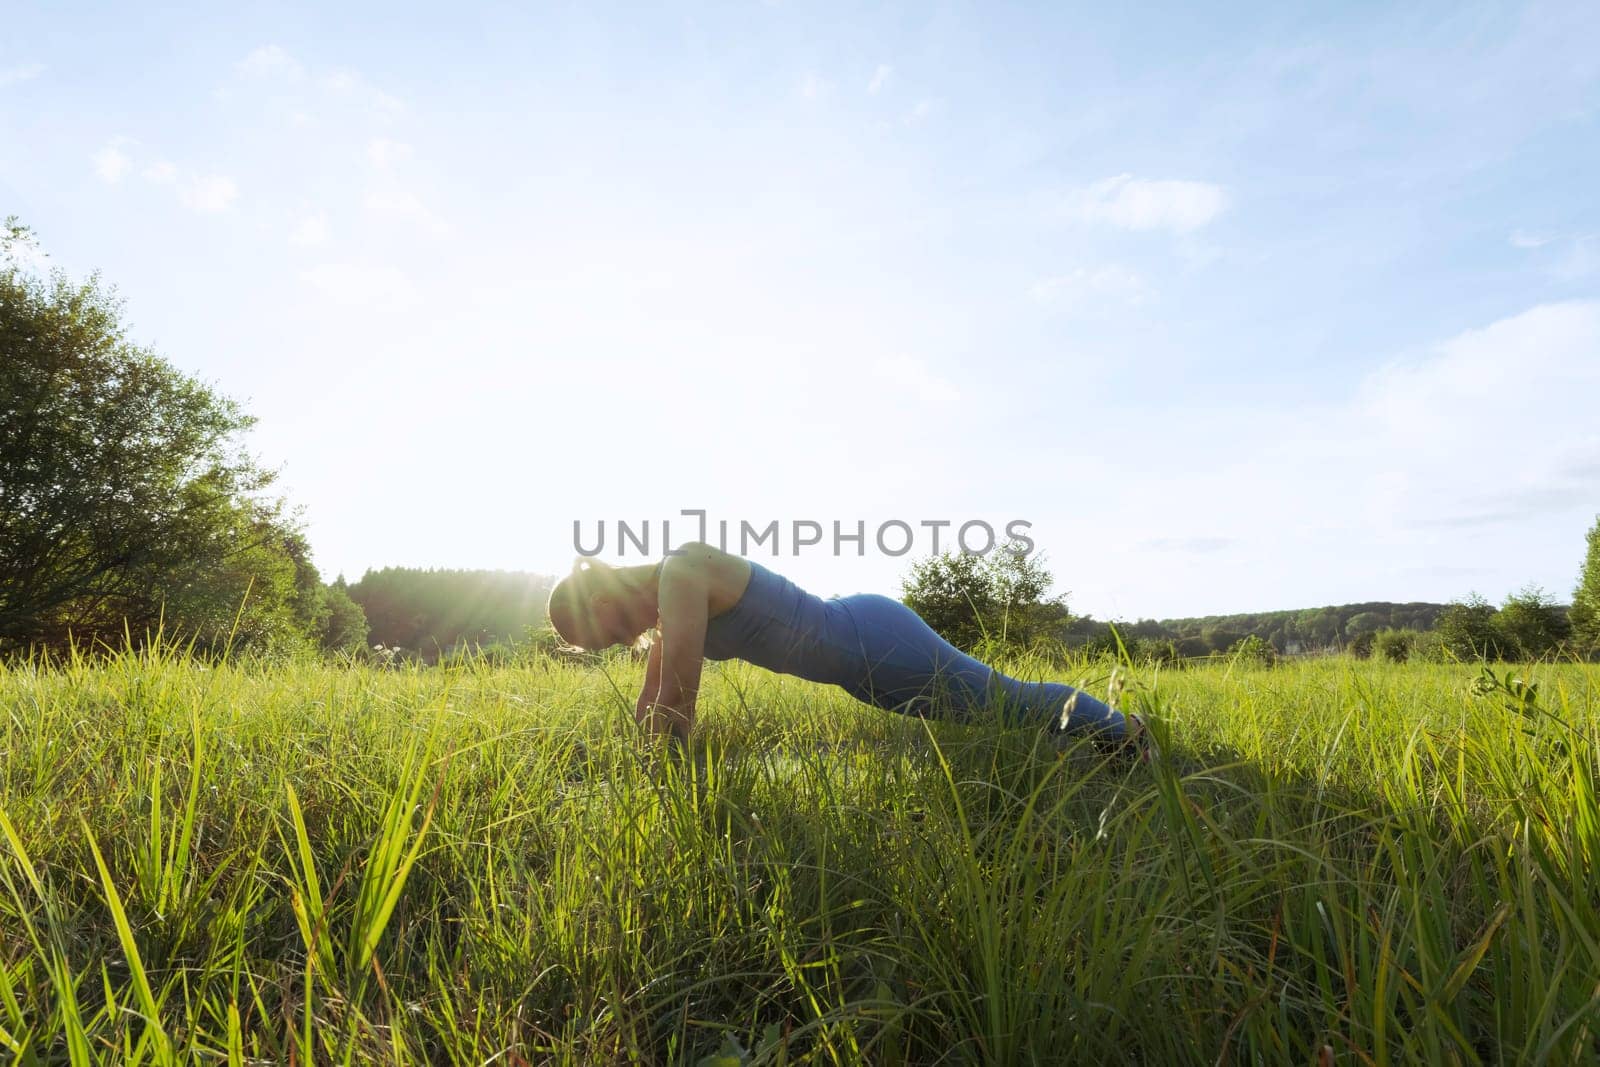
left=0, top=645, right=1596, bottom=1064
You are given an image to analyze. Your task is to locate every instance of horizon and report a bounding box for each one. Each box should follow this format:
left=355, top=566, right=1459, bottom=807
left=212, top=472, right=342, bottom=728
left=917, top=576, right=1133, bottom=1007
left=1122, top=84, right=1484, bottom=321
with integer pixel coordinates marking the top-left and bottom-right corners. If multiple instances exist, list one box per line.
left=4, top=1, right=1598, bottom=618
left=339, top=559, right=1552, bottom=627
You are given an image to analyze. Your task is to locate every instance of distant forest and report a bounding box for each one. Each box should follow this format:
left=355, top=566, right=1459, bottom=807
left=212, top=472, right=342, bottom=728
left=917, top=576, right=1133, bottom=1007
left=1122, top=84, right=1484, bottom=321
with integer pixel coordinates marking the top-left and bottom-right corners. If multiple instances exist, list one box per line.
left=347, top=564, right=1455, bottom=661
left=349, top=567, right=556, bottom=658
left=1110, top=602, right=1450, bottom=656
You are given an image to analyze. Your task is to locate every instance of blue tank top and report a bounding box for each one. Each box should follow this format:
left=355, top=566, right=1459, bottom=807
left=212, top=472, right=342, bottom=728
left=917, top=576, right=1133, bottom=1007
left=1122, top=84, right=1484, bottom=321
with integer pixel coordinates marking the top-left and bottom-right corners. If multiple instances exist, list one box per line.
left=701, top=559, right=863, bottom=687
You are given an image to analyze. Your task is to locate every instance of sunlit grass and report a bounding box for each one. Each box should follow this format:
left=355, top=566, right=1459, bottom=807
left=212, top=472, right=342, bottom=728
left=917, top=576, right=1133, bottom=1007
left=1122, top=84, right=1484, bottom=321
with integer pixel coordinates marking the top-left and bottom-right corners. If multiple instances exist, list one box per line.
left=1, top=646, right=1597, bottom=1063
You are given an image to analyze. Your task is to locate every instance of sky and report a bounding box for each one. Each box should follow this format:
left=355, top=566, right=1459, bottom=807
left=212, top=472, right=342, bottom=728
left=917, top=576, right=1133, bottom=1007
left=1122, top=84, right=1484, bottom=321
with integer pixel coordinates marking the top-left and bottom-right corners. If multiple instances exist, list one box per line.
left=3, top=0, right=1598, bottom=620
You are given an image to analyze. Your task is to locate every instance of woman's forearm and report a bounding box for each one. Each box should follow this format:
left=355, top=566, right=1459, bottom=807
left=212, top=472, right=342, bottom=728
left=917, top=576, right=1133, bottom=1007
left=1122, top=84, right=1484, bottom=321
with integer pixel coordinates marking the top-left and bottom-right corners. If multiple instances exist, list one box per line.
left=635, top=638, right=663, bottom=721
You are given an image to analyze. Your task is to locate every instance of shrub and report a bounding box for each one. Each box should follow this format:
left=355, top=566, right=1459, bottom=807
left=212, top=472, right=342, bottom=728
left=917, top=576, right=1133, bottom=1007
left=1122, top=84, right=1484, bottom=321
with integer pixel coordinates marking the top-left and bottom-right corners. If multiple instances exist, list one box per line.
left=1228, top=634, right=1277, bottom=667
left=1410, top=629, right=1446, bottom=663
left=1372, top=629, right=1416, bottom=664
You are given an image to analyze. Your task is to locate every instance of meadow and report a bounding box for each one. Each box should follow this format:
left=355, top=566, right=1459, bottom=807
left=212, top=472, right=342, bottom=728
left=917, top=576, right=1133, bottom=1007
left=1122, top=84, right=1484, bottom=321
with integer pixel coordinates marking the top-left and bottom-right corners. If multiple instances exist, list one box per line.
left=1, top=648, right=1597, bottom=1065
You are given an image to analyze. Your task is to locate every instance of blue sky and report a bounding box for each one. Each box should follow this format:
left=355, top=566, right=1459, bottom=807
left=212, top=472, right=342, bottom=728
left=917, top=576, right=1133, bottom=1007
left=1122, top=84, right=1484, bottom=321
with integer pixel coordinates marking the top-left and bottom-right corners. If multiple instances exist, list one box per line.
left=3, top=1, right=1598, bottom=619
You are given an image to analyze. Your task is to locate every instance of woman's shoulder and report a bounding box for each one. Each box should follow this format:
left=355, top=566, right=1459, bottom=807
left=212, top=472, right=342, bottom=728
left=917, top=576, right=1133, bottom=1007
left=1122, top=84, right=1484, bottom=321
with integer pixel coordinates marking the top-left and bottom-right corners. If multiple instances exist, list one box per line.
left=662, top=542, right=756, bottom=612
left=660, top=541, right=754, bottom=583
left=659, top=540, right=725, bottom=572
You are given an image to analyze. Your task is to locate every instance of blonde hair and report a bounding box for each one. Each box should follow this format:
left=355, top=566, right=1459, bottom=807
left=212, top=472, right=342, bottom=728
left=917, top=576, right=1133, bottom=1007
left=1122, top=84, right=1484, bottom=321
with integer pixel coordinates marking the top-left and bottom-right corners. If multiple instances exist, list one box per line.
left=547, top=558, right=654, bottom=652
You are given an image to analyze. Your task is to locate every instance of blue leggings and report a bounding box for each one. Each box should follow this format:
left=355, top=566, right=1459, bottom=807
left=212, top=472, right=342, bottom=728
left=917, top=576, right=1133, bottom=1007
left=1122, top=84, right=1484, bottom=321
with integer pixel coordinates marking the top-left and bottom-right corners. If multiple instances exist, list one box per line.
left=839, top=593, right=1125, bottom=738
left=700, top=561, right=1125, bottom=739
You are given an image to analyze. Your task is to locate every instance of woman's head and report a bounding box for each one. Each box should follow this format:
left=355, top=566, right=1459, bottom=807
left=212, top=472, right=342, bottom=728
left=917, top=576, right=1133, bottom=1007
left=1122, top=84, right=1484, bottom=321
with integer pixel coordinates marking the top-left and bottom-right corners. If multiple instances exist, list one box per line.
left=547, top=558, right=656, bottom=650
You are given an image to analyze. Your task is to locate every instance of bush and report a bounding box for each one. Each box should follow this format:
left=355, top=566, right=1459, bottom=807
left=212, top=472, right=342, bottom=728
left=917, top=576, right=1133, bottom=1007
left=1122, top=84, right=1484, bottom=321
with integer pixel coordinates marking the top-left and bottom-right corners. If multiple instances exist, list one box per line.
left=1348, top=631, right=1375, bottom=660
left=1129, top=637, right=1182, bottom=667
left=1372, top=629, right=1416, bottom=664
left=1228, top=634, right=1277, bottom=667
left=1409, top=629, right=1446, bottom=663
left=1436, top=595, right=1506, bottom=661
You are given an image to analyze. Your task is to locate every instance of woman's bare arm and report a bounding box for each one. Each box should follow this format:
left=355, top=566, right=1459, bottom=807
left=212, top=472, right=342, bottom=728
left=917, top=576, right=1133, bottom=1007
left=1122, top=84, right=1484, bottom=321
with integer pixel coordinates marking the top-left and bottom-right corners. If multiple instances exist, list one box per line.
left=635, top=637, right=663, bottom=722
left=639, top=549, right=711, bottom=743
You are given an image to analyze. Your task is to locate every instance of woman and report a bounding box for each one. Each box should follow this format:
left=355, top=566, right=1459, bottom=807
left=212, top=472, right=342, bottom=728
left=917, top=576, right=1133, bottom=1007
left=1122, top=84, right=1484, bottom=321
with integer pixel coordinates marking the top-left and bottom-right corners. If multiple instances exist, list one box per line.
left=546, top=542, right=1148, bottom=756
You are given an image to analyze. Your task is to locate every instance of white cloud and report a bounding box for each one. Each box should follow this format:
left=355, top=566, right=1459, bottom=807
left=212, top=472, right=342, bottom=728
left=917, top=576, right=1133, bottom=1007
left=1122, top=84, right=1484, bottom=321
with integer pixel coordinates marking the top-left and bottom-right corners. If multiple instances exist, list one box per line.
left=288, top=212, right=329, bottom=246
left=869, top=354, right=960, bottom=409
left=0, top=62, right=45, bottom=88
left=799, top=72, right=831, bottom=100
left=1085, top=300, right=1600, bottom=613
left=230, top=47, right=403, bottom=122
left=92, top=138, right=237, bottom=212
left=299, top=262, right=415, bottom=304
left=905, top=98, right=936, bottom=124
left=143, top=160, right=178, bottom=184
left=92, top=142, right=131, bottom=183
left=179, top=174, right=239, bottom=213
left=364, top=188, right=454, bottom=238
left=1061, top=174, right=1229, bottom=233
left=367, top=138, right=413, bottom=168
left=324, top=68, right=404, bottom=119
left=1509, top=228, right=1600, bottom=281
left=867, top=64, right=892, bottom=94
left=238, top=44, right=303, bottom=80
left=1358, top=300, right=1600, bottom=460
left=1028, top=266, right=1148, bottom=308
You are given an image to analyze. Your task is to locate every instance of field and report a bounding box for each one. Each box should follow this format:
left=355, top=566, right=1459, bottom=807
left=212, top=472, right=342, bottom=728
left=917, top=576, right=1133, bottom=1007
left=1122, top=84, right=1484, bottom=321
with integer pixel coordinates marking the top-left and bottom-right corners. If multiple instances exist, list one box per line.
left=1, top=649, right=1597, bottom=1065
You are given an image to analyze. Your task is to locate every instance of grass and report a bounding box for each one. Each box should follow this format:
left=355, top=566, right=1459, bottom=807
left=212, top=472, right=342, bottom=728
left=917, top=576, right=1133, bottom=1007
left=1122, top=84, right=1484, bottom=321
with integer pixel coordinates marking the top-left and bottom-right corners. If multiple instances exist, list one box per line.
left=0, top=646, right=1597, bottom=1064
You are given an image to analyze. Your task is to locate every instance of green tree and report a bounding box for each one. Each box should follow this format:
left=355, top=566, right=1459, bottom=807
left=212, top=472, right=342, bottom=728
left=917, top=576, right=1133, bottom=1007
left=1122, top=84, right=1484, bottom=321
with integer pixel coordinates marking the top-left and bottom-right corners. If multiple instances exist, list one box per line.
left=901, top=546, right=1067, bottom=653
left=1301, top=608, right=1342, bottom=649
left=1344, top=611, right=1388, bottom=638
left=1572, top=515, right=1600, bottom=656
left=1435, top=594, right=1505, bottom=662
left=350, top=567, right=555, bottom=657
left=1, top=220, right=307, bottom=654
left=1204, top=628, right=1246, bottom=654
left=319, top=576, right=370, bottom=655
left=1494, top=584, right=1570, bottom=661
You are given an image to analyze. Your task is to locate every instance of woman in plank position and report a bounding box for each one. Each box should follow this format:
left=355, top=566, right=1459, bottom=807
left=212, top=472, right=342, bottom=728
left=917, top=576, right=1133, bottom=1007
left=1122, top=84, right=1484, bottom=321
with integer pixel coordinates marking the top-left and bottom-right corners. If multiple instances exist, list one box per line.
left=546, top=542, right=1148, bottom=757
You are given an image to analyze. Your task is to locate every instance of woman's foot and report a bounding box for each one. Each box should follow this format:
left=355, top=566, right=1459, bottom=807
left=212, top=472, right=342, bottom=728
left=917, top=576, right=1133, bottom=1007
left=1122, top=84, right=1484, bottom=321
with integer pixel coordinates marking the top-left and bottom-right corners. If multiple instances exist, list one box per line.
left=1121, top=710, right=1156, bottom=764
left=1058, top=699, right=1155, bottom=764
left=1084, top=709, right=1154, bottom=763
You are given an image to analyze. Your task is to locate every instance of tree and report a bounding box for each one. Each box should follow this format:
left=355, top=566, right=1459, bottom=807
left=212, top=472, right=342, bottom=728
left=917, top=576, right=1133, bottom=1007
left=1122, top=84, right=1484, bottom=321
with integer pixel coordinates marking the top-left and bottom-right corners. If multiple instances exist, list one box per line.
left=900, top=546, right=1068, bottom=653
left=1435, top=594, right=1505, bottom=662
left=1572, top=515, right=1600, bottom=656
left=320, top=576, right=370, bottom=654
left=1344, top=611, right=1388, bottom=638
left=1, top=220, right=307, bottom=654
left=1495, top=584, right=1570, bottom=661
left=349, top=567, right=554, bottom=657
left=1301, top=608, right=1342, bottom=649
left=1204, top=628, right=1247, bottom=654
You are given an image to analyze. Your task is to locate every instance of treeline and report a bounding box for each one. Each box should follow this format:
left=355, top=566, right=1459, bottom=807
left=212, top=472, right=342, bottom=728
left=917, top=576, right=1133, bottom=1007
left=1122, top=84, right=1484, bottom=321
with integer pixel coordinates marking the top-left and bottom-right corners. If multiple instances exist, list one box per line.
left=349, top=567, right=556, bottom=660
left=900, top=541, right=1600, bottom=665
left=1073, top=586, right=1592, bottom=664
left=1099, top=601, right=1449, bottom=656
